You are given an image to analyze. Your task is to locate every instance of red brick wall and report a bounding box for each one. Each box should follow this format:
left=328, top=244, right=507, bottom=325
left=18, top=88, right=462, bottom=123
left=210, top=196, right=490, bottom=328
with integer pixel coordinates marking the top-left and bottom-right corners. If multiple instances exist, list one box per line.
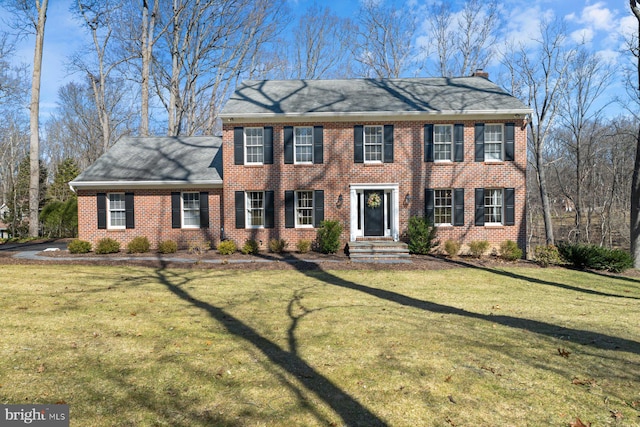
left=77, top=189, right=222, bottom=250
left=221, top=120, right=527, bottom=252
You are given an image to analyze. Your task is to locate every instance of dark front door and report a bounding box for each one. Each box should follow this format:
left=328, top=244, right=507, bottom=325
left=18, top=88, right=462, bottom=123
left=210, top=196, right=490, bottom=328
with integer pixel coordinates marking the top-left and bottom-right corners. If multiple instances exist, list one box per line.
left=364, top=190, right=384, bottom=236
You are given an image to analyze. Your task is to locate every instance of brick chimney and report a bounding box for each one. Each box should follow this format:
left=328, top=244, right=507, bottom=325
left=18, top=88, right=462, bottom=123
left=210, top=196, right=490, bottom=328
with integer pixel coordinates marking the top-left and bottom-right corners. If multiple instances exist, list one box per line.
left=472, top=69, right=489, bottom=79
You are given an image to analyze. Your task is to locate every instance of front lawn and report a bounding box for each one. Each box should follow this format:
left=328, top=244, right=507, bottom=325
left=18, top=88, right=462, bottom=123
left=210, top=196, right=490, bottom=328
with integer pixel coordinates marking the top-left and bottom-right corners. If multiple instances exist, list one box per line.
left=0, top=264, right=639, bottom=426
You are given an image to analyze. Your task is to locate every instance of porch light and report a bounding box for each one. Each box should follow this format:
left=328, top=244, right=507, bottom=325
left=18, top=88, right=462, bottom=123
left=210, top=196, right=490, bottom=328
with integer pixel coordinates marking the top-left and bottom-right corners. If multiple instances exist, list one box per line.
left=337, top=194, right=343, bottom=208
left=405, top=193, right=412, bottom=205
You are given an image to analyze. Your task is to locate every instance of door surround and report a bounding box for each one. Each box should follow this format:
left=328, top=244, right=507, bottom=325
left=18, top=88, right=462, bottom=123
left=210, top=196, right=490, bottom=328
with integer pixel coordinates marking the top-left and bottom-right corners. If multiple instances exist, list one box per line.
left=349, top=183, right=399, bottom=241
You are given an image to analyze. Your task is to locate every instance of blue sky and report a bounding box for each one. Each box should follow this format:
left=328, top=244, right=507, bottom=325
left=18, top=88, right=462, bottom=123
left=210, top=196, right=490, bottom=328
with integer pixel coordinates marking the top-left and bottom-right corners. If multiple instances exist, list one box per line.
left=2, top=0, right=635, bottom=119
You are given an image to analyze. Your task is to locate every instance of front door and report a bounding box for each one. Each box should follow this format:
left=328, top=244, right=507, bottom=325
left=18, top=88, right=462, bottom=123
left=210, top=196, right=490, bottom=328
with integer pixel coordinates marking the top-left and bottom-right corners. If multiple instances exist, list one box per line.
left=364, top=190, right=384, bottom=236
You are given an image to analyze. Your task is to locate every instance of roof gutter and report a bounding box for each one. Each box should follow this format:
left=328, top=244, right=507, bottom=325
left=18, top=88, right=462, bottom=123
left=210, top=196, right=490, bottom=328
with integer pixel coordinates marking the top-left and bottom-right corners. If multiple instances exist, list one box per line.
left=69, top=180, right=223, bottom=192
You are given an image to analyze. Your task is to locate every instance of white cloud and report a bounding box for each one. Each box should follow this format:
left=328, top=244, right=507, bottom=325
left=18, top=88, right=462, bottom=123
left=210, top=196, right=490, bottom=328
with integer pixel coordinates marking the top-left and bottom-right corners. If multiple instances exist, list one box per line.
left=579, top=2, right=616, bottom=31
left=571, top=28, right=594, bottom=44
left=595, top=49, right=619, bottom=64
left=503, top=6, right=555, bottom=48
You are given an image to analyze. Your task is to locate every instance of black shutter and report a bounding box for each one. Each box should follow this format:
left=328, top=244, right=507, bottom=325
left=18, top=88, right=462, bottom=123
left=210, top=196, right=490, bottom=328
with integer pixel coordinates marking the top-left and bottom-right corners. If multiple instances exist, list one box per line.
left=424, top=124, right=434, bottom=162
left=284, top=126, right=293, bottom=164
left=285, top=190, right=295, bottom=228
left=171, top=192, right=181, bottom=229
left=264, top=126, right=273, bottom=164
left=199, top=192, right=209, bottom=228
left=97, top=193, right=107, bottom=229
left=313, top=190, right=324, bottom=227
left=454, top=124, right=464, bottom=162
left=234, top=127, right=244, bottom=165
left=264, top=190, right=274, bottom=228
left=383, top=124, right=394, bottom=163
left=424, top=188, right=434, bottom=224
left=475, top=123, right=485, bottom=162
left=354, top=125, right=364, bottom=163
left=504, top=188, right=515, bottom=226
left=475, top=188, right=485, bottom=226
left=235, top=191, right=245, bottom=229
left=125, top=192, right=134, bottom=229
left=454, top=188, right=464, bottom=226
left=313, top=126, right=324, bottom=164
left=505, top=123, right=515, bottom=161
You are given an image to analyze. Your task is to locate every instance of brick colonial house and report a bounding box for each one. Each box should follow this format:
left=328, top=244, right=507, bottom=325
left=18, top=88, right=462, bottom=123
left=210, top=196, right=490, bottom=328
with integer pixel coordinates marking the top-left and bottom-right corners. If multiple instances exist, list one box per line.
left=71, top=74, right=531, bottom=254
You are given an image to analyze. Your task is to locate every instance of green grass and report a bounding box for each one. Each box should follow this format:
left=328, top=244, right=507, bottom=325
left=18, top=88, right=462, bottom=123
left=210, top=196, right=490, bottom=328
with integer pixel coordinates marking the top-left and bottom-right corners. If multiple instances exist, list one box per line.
left=0, top=264, right=639, bottom=426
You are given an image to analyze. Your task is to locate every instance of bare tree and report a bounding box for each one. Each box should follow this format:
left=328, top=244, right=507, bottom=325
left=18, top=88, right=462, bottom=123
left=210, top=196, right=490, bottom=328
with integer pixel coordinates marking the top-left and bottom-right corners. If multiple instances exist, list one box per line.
left=503, top=19, right=574, bottom=246
left=427, top=0, right=499, bottom=77
left=629, top=0, right=640, bottom=266
left=352, top=0, right=417, bottom=78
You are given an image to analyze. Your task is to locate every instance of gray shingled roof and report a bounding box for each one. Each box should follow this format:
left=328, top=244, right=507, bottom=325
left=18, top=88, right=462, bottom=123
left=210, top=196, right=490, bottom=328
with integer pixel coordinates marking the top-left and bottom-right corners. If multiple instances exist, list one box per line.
left=71, top=136, right=222, bottom=186
left=220, top=77, right=530, bottom=117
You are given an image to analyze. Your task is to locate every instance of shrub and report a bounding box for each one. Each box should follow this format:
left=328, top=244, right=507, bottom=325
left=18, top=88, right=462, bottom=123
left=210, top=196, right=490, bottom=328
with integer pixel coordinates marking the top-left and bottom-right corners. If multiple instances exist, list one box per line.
left=407, top=216, right=438, bottom=255
left=157, top=240, right=178, bottom=254
left=188, top=240, right=210, bottom=255
left=95, top=238, right=120, bottom=254
left=558, top=242, right=633, bottom=273
left=534, top=244, right=562, bottom=267
left=468, top=240, right=490, bottom=258
left=269, top=238, right=288, bottom=254
left=296, top=239, right=311, bottom=254
left=316, top=220, right=343, bottom=254
left=127, top=236, right=150, bottom=254
left=443, top=239, right=461, bottom=257
left=217, top=240, right=237, bottom=255
left=499, top=240, right=523, bottom=261
left=241, top=239, right=260, bottom=255
left=68, top=239, right=91, bottom=254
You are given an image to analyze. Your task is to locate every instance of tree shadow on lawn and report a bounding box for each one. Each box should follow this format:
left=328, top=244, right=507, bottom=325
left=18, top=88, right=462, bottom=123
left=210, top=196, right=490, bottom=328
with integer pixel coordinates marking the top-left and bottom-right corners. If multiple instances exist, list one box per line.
left=443, top=257, right=640, bottom=301
left=150, top=262, right=389, bottom=427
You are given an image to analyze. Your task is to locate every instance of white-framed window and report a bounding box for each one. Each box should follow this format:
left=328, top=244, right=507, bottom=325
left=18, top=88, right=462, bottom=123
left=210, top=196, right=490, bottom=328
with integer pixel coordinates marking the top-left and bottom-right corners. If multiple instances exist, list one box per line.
left=295, top=127, right=313, bottom=163
left=484, top=188, right=503, bottom=224
left=247, top=191, right=264, bottom=227
left=107, top=193, right=125, bottom=229
left=182, top=192, right=200, bottom=228
left=296, top=191, right=314, bottom=227
left=364, top=125, right=383, bottom=162
left=245, top=127, right=264, bottom=164
left=485, top=124, right=503, bottom=161
left=434, top=189, right=453, bottom=225
left=434, top=125, right=453, bottom=161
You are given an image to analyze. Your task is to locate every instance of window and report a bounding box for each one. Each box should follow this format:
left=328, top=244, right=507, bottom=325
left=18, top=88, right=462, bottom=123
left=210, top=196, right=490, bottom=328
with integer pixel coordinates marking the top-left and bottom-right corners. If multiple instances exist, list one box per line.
left=296, top=191, right=313, bottom=227
left=364, top=125, right=383, bottom=162
left=182, top=192, right=200, bottom=228
left=434, top=189, right=452, bottom=225
left=485, top=189, right=503, bottom=224
left=485, top=124, right=503, bottom=161
left=247, top=191, right=264, bottom=227
left=295, top=127, right=313, bottom=163
left=245, top=127, right=264, bottom=164
left=434, top=125, right=453, bottom=161
left=108, top=193, right=125, bottom=229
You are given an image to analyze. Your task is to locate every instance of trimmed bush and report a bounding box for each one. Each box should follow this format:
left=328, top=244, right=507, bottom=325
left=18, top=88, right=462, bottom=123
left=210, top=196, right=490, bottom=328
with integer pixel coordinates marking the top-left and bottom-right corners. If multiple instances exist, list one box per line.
left=499, top=240, right=523, bottom=261
left=316, top=220, right=343, bottom=254
left=241, top=239, right=260, bottom=255
left=68, top=239, right=91, bottom=254
left=468, top=240, right=490, bottom=258
left=269, top=238, right=288, bottom=254
left=534, top=245, right=562, bottom=267
left=127, top=236, right=150, bottom=254
left=296, top=239, right=311, bottom=254
left=217, top=240, right=237, bottom=255
left=188, top=240, right=210, bottom=255
left=95, top=238, right=120, bottom=254
left=558, top=243, right=633, bottom=273
left=443, top=239, right=461, bottom=257
left=407, top=216, right=438, bottom=255
left=157, top=240, right=178, bottom=254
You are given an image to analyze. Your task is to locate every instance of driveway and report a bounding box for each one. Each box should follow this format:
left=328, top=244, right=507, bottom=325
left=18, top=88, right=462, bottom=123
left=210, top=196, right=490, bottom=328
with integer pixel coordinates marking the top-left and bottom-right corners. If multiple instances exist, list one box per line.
left=0, top=239, right=68, bottom=252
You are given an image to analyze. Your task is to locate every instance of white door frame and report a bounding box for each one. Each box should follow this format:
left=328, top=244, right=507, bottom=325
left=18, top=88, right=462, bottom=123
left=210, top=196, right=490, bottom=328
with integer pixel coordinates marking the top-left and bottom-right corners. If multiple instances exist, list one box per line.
left=349, top=183, right=399, bottom=241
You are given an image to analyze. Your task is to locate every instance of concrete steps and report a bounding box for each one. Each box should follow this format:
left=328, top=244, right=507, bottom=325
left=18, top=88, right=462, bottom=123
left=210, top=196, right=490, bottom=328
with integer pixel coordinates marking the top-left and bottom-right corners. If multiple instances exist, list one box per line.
left=347, top=240, right=411, bottom=263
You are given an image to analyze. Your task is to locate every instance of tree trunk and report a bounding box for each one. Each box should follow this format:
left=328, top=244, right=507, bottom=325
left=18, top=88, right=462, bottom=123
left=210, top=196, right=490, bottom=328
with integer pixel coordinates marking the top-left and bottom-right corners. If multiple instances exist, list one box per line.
left=140, top=0, right=158, bottom=137
left=630, top=0, right=640, bottom=267
left=28, top=0, right=48, bottom=237
left=536, top=153, right=555, bottom=245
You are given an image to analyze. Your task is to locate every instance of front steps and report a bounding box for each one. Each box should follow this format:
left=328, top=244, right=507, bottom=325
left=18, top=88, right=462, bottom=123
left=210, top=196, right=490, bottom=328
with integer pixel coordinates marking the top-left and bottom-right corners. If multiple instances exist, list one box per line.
left=347, top=240, right=411, bottom=263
